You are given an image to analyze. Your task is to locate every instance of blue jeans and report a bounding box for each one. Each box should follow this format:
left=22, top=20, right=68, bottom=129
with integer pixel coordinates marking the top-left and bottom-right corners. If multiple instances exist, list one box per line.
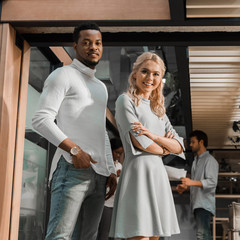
left=194, top=208, right=213, bottom=240
left=45, top=156, right=107, bottom=240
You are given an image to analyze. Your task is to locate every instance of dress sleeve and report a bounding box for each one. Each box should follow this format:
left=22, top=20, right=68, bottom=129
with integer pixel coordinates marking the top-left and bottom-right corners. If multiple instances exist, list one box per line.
left=164, top=114, right=185, bottom=159
left=115, top=94, right=153, bottom=155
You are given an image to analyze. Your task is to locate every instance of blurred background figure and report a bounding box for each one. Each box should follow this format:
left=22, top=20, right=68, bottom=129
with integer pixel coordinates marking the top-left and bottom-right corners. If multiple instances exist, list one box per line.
left=177, top=130, right=219, bottom=240
left=97, top=138, right=124, bottom=240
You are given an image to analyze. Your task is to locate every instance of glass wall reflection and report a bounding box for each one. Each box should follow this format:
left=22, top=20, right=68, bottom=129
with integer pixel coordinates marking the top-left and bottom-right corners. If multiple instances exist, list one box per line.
left=19, top=139, right=47, bottom=240
left=19, top=48, right=51, bottom=240
left=65, top=46, right=186, bottom=138
left=19, top=45, right=187, bottom=239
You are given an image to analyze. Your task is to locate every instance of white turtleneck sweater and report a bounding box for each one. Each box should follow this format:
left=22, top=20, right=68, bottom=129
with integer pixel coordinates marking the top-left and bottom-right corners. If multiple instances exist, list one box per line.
left=32, top=59, right=115, bottom=181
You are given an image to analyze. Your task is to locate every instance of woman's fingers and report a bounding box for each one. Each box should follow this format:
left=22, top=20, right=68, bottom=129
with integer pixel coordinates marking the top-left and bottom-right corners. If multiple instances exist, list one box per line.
left=132, top=124, right=147, bottom=132
left=133, top=126, right=145, bottom=131
left=165, top=131, right=174, bottom=138
left=132, top=122, right=141, bottom=125
left=131, top=122, right=152, bottom=137
left=137, top=130, right=147, bottom=136
left=165, top=131, right=170, bottom=137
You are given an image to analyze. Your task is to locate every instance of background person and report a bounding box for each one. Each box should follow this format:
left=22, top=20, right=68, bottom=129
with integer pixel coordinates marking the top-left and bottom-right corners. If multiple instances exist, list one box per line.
left=97, top=138, right=124, bottom=240
left=176, top=130, right=219, bottom=240
left=109, top=52, right=184, bottom=240
left=32, top=22, right=117, bottom=240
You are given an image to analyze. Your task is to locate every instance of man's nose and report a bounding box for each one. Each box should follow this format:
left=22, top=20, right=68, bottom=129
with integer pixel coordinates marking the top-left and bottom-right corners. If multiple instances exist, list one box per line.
left=89, top=43, right=97, bottom=50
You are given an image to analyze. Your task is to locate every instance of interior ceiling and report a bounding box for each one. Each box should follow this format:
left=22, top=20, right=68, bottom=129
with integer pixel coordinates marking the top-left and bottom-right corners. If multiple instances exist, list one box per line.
left=185, top=0, right=240, bottom=150
left=186, top=0, right=240, bottom=18
left=189, top=46, right=240, bottom=149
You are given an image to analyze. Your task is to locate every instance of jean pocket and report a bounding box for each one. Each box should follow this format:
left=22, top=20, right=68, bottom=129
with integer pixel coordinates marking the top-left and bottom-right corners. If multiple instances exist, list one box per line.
left=66, top=165, right=92, bottom=184
left=51, top=157, right=69, bottom=192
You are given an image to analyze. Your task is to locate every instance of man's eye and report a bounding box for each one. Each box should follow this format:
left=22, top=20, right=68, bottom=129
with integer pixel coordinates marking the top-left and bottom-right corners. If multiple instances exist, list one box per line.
left=154, top=73, right=160, bottom=76
left=141, top=70, right=147, bottom=74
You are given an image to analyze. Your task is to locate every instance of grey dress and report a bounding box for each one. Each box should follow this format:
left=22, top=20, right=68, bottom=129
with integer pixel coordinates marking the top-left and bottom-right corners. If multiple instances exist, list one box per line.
left=109, top=94, right=184, bottom=238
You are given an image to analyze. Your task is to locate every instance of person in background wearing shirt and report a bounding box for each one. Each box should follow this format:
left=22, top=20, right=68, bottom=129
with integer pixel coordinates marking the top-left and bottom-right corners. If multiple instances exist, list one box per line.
left=32, top=22, right=117, bottom=240
left=176, top=130, right=219, bottom=240
left=97, top=138, right=124, bottom=240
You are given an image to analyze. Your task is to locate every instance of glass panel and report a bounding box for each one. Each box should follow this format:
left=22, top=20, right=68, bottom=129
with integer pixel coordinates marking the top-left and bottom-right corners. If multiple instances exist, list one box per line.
left=19, top=47, right=51, bottom=240
left=97, top=46, right=186, bottom=138
left=65, top=46, right=186, bottom=138
left=19, top=139, right=47, bottom=240
left=19, top=45, right=186, bottom=239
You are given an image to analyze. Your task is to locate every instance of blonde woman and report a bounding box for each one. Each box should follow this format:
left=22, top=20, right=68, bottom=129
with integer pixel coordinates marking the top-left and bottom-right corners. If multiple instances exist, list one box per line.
left=109, top=52, right=184, bottom=240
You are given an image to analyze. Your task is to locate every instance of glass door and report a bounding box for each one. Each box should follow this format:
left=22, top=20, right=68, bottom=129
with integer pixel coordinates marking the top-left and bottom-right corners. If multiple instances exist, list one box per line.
left=18, top=47, right=59, bottom=240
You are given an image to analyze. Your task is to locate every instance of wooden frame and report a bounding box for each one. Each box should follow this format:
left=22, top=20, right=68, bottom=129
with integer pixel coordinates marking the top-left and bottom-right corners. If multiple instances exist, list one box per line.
left=10, top=40, right=30, bottom=240
left=0, top=23, right=30, bottom=240
left=1, top=0, right=170, bottom=21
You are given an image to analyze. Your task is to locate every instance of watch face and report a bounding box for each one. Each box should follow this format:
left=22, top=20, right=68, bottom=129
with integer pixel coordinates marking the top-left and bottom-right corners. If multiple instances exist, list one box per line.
left=70, top=147, right=79, bottom=156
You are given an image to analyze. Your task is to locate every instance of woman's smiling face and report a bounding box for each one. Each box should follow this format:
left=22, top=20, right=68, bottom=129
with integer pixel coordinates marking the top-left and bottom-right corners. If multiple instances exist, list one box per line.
left=133, top=60, right=162, bottom=99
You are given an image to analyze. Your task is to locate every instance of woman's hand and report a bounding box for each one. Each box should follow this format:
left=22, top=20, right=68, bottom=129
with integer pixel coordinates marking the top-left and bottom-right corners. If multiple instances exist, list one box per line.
left=165, top=130, right=174, bottom=139
left=132, top=122, right=173, bottom=155
left=162, top=147, right=170, bottom=156
left=132, top=122, right=158, bottom=141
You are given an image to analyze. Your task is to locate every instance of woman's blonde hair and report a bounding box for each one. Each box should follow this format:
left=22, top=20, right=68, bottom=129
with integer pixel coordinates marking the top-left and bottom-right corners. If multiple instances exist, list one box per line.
left=127, top=52, right=166, bottom=118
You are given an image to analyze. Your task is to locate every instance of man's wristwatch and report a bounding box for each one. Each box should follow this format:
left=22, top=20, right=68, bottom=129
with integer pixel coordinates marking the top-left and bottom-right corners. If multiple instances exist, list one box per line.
left=70, top=146, right=80, bottom=156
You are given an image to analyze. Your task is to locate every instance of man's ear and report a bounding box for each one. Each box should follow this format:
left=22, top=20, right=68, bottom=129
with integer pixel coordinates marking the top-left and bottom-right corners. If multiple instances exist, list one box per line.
left=73, top=42, right=77, bottom=51
left=199, top=139, right=204, bottom=147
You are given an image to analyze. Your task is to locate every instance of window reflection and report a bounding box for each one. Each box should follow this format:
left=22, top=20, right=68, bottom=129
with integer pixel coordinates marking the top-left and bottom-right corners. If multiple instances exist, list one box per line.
left=19, top=48, right=50, bottom=240
left=64, top=45, right=186, bottom=137
left=19, top=46, right=186, bottom=239
left=19, top=139, right=47, bottom=240
left=96, top=46, right=185, bottom=130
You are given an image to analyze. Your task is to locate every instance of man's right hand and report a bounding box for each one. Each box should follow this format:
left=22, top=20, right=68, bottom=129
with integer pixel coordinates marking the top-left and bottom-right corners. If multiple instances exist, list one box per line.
left=72, top=149, right=97, bottom=168
left=58, top=138, right=97, bottom=168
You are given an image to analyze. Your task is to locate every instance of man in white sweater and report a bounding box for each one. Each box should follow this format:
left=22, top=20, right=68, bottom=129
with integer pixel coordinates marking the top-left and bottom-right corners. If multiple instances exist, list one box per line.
left=32, top=22, right=117, bottom=240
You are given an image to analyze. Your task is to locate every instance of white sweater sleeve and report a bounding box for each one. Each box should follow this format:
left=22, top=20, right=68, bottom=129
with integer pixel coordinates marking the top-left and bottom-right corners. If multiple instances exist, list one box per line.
left=32, top=68, right=70, bottom=147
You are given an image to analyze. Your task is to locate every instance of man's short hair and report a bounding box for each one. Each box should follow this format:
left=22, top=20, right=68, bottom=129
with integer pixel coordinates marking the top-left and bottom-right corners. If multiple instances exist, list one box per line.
left=73, top=22, right=101, bottom=43
left=190, top=130, right=208, bottom=148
